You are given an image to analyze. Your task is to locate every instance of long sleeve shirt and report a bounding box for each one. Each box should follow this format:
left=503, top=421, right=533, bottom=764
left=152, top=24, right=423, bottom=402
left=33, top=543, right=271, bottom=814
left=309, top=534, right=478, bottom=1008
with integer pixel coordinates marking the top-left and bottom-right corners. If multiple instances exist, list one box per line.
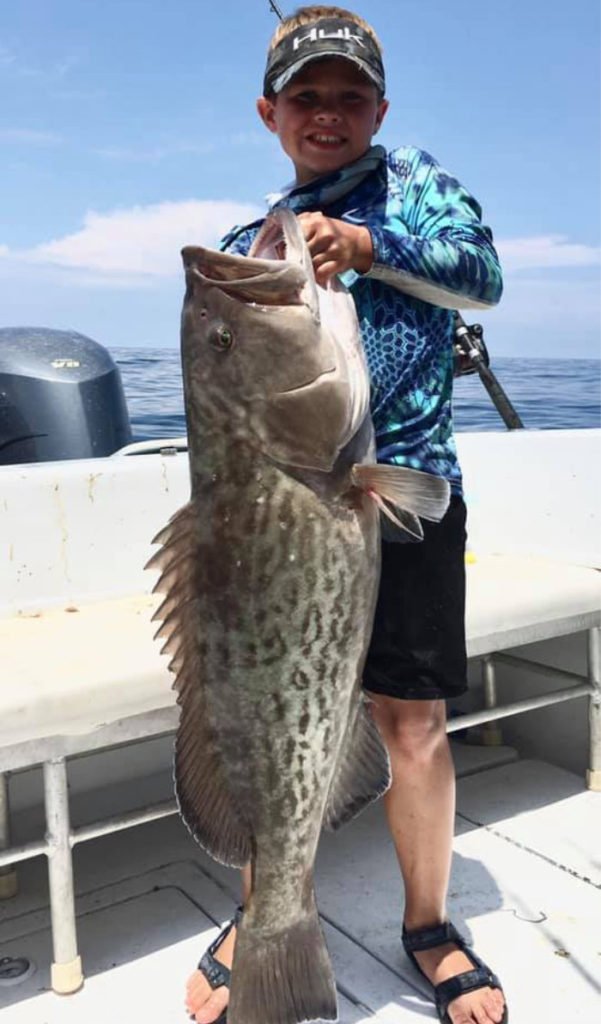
left=219, top=145, right=503, bottom=495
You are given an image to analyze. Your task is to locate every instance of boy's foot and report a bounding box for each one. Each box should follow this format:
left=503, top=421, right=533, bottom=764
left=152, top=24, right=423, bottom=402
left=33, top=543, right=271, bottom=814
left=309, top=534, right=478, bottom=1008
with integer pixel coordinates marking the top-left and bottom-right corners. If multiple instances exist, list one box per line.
left=412, top=943, right=506, bottom=1023
left=185, top=912, right=240, bottom=1024
left=403, top=922, right=507, bottom=1024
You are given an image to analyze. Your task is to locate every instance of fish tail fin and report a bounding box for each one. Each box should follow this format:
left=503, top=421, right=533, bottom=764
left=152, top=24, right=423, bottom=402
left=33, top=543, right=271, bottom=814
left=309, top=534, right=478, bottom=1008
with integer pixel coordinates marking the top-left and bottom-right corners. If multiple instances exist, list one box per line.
left=228, top=903, right=337, bottom=1024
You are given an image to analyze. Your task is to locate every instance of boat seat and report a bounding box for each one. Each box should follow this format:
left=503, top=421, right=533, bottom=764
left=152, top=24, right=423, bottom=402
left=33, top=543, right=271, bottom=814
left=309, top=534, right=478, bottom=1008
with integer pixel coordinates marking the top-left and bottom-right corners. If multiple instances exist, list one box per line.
left=465, top=553, right=600, bottom=658
left=0, top=553, right=598, bottom=764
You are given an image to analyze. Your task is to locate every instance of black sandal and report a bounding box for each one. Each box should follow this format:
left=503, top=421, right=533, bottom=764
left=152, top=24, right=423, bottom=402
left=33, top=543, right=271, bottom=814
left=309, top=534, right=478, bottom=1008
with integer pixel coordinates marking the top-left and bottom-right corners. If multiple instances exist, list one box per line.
left=193, top=906, right=244, bottom=1024
left=402, top=921, right=508, bottom=1023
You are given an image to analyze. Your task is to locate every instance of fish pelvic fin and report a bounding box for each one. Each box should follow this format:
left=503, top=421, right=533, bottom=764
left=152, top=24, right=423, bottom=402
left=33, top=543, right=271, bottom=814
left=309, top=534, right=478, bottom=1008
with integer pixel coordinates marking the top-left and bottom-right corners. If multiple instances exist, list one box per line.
left=228, top=903, right=337, bottom=1024
left=352, top=464, right=451, bottom=540
left=147, top=501, right=253, bottom=868
left=324, top=698, right=391, bottom=831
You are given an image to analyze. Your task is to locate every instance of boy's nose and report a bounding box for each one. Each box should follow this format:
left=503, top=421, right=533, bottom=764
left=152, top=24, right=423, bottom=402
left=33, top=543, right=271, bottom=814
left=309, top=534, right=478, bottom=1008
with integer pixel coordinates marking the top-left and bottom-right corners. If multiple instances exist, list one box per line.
left=314, top=108, right=342, bottom=124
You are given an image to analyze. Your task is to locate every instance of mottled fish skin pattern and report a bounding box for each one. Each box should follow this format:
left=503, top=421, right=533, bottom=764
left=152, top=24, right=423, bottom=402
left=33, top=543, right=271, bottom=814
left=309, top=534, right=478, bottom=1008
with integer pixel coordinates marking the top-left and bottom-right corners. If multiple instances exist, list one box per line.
left=152, top=210, right=390, bottom=1022
left=198, top=430, right=378, bottom=896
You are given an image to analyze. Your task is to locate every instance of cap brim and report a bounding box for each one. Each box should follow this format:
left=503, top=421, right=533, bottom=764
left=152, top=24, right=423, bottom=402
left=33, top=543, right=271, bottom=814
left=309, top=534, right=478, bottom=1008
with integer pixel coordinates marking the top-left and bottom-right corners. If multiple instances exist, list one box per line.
left=271, top=52, right=385, bottom=94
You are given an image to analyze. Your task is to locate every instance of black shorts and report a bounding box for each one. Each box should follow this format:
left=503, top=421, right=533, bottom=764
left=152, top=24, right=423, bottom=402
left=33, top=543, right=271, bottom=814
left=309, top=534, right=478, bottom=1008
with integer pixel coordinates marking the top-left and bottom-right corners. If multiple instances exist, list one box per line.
left=363, top=495, right=468, bottom=702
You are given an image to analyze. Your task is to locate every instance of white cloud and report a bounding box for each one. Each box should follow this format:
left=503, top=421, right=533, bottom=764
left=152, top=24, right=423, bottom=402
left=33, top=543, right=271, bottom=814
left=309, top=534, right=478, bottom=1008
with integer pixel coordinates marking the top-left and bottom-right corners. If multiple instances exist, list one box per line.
left=6, top=199, right=263, bottom=281
left=496, top=234, right=601, bottom=272
left=0, top=46, right=16, bottom=68
left=93, top=131, right=271, bottom=163
left=2, top=202, right=600, bottom=311
left=0, top=128, right=63, bottom=145
left=0, top=44, right=81, bottom=82
left=94, top=141, right=217, bottom=163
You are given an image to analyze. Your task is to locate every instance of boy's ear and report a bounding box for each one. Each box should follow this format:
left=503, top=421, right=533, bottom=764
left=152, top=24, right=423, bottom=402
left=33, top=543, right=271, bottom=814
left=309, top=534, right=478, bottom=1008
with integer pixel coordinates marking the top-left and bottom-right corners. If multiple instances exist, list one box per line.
left=375, top=98, right=390, bottom=133
left=257, top=96, right=278, bottom=133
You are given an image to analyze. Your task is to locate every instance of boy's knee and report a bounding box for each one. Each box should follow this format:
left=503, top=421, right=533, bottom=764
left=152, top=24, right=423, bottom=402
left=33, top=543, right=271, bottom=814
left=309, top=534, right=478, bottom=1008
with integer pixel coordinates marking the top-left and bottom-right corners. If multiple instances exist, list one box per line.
left=369, top=694, right=447, bottom=758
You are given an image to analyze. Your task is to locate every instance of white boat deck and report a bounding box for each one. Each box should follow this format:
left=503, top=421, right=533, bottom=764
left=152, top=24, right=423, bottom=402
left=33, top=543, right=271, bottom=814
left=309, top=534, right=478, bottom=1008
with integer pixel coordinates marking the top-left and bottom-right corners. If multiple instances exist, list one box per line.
left=1, top=747, right=599, bottom=1024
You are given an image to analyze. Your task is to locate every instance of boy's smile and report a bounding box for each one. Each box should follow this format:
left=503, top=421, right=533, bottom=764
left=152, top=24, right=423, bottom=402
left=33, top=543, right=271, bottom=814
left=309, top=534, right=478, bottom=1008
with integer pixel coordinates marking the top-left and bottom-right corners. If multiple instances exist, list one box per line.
left=257, top=58, right=389, bottom=185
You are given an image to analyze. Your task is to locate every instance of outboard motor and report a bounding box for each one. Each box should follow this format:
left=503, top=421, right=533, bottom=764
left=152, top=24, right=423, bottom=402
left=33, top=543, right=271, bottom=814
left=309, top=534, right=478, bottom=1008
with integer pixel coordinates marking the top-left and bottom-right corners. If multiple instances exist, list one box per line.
left=0, top=327, right=132, bottom=465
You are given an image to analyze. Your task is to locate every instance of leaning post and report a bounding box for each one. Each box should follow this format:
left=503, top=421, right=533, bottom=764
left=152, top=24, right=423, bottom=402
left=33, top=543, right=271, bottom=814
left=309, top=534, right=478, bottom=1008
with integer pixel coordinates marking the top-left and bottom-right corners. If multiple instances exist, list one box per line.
left=587, top=626, right=601, bottom=791
left=44, top=758, right=84, bottom=993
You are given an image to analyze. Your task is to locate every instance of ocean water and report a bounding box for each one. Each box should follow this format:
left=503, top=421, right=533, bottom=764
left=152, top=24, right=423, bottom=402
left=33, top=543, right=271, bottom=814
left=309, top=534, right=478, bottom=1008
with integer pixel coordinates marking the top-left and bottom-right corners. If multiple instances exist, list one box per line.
left=111, top=347, right=601, bottom=442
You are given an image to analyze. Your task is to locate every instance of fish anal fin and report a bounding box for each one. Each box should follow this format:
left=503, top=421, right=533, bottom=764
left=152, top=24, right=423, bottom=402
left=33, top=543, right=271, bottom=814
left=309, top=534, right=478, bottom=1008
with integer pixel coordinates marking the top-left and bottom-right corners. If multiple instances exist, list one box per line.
left=148, top=501, right=252, bottom=868
left=323, top=699, right=391, bottom=831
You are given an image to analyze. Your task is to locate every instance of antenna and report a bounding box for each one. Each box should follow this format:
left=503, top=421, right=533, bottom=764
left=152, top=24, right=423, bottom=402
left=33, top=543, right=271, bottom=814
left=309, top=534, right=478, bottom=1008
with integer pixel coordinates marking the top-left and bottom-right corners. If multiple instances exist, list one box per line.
left=268, top=1, right=285, bottom=20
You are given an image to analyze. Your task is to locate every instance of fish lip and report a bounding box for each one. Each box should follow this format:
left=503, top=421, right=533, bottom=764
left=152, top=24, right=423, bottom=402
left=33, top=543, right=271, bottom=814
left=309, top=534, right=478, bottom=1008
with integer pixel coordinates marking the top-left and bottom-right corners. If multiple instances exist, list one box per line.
left=275, top=367, right=336, bottom=395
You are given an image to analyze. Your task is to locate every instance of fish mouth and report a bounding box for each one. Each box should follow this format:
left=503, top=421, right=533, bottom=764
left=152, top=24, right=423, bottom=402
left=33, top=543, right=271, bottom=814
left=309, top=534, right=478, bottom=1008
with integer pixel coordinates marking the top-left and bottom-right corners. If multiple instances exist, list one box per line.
left=183, top=210, right=320, bottom=315
left=250, top=216, right=291, bottom=261
left=183, top=248, right=306, bottom=306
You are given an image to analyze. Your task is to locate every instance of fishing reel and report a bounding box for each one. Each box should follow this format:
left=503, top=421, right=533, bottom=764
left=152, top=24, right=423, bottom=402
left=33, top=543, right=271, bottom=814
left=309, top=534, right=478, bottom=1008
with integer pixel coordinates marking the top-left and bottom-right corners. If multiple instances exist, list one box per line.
left=452, top=314, right=490, bottom=378
left=452, top=311, right=524, bottom=429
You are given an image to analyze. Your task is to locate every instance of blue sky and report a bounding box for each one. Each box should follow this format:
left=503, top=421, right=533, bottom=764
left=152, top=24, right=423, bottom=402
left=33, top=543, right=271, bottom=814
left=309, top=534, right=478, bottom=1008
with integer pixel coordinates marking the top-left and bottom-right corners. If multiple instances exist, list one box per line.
left=1, top=0, right=599, bottom=357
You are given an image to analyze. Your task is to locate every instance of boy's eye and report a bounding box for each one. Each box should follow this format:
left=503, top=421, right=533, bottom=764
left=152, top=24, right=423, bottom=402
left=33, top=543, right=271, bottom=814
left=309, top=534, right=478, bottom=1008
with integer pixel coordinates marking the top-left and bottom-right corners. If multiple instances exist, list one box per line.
left=289, top=90, right=368, bottom=107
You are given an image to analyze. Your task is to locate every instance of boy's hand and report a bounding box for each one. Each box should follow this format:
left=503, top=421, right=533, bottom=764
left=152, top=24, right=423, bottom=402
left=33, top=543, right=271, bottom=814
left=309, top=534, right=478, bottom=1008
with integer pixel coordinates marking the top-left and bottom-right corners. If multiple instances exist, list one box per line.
left=297, top=212, right=374, bottom=286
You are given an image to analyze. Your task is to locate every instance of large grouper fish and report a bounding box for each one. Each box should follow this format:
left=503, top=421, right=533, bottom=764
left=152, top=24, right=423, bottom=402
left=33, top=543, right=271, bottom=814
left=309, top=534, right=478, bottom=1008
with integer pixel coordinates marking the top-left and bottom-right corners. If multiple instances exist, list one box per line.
left=147, top=209, right=450, bottom=1024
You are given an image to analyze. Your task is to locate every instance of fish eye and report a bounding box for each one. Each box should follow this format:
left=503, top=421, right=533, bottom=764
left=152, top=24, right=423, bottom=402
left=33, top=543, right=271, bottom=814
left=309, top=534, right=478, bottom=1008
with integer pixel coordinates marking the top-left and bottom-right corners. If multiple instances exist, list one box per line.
left=210, top=326, right=234, bottom=351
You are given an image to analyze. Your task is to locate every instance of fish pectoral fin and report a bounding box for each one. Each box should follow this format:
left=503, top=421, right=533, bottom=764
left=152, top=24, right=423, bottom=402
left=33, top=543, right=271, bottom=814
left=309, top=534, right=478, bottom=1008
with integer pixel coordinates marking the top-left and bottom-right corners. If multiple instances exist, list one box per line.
left=352, top=464, right=451, bottom=533
left=323, top=699, right=391, bottom=831
left=147, top=501, right=252, bottom=869
left=365, top=489, right=424, bottom=540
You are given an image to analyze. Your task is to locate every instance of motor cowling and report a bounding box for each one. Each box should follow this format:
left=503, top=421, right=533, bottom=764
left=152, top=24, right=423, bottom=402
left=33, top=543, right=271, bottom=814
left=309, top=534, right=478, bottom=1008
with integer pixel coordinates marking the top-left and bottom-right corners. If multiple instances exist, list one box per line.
left=0, top=327, right=132, bottom=465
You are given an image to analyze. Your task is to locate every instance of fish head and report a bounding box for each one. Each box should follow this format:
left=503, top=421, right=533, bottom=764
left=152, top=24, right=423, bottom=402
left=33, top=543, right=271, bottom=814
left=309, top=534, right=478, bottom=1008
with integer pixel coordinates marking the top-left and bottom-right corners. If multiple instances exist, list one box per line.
left=181, top=209, right=369, bottom=472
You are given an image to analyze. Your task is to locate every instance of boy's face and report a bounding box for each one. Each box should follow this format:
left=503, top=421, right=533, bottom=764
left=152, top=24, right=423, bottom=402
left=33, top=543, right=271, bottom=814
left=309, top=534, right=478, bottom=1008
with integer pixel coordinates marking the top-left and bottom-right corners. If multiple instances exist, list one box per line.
left=257, top=58, right=389, bottom=185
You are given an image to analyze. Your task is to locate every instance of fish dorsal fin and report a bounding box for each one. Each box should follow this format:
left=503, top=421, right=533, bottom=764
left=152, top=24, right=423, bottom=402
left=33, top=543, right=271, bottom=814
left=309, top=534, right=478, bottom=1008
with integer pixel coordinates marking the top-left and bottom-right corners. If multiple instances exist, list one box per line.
left=146, top=502, right=252, bottom=867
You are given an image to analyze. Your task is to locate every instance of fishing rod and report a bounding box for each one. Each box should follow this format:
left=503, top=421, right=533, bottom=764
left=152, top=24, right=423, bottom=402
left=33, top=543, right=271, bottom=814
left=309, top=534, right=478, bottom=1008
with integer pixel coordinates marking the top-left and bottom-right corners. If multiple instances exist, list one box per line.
left=453, top=312, right=524, bottom=430
left=268, top=1, right=285, bottom=19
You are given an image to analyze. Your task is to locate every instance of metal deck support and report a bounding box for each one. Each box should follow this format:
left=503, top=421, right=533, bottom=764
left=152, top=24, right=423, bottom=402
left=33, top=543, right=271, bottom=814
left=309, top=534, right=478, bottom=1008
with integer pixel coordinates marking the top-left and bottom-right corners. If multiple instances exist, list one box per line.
left=587, top=626, right=601, bottom=791
left=0, top=773, right=18, bottom=899
left=43, top=759, right=84, bottom=994
left=480, top=655, right=504, bottom=746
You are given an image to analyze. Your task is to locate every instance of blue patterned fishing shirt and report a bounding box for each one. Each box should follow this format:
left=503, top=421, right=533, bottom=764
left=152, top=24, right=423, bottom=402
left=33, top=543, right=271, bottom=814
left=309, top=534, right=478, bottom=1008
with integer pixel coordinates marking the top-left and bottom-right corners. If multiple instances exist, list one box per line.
left=220, top=145, right=503, bottom=495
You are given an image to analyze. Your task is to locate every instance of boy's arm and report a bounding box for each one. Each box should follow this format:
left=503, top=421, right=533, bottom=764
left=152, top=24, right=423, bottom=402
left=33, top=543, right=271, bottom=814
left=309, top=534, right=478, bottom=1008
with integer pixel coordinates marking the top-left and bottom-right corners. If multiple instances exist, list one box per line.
left=362, top=148, right=503, bottom=310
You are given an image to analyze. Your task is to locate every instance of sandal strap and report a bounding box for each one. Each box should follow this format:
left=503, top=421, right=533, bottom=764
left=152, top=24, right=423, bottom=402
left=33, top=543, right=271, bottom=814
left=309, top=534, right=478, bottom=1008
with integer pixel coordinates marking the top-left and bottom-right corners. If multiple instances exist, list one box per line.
left=402, top=920, right=465, bottom=953
left=402, top=920, right=506, bottom=1024
left=436, top=966, right=503, bottom=1022
left=197, top=905, right=244, bottom=989
left=198, top=950, right=231, bottom=991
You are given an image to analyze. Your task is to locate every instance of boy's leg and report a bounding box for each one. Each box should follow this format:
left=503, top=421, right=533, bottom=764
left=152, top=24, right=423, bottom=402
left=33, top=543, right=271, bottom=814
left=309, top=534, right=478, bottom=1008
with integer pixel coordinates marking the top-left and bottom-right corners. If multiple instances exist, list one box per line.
left=185, top=865, right=252, bottom=1024
left=368, top=695, right=505, bottom=1024
left=363, top=498, right=505, bottom=1024
left=368, top=697, right=455, bottom=926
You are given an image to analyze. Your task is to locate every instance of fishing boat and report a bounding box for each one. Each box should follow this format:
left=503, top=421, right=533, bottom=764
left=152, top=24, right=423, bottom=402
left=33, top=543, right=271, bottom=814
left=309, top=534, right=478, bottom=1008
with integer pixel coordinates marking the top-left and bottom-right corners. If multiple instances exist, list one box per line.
left=0, top=328, right=599, bottom=1023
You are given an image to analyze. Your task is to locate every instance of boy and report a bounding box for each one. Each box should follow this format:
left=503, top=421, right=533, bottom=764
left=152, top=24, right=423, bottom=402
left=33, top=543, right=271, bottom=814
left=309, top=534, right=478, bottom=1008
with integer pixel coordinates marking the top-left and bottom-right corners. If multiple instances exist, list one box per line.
left=186, top=7, right=506, bottom=1024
